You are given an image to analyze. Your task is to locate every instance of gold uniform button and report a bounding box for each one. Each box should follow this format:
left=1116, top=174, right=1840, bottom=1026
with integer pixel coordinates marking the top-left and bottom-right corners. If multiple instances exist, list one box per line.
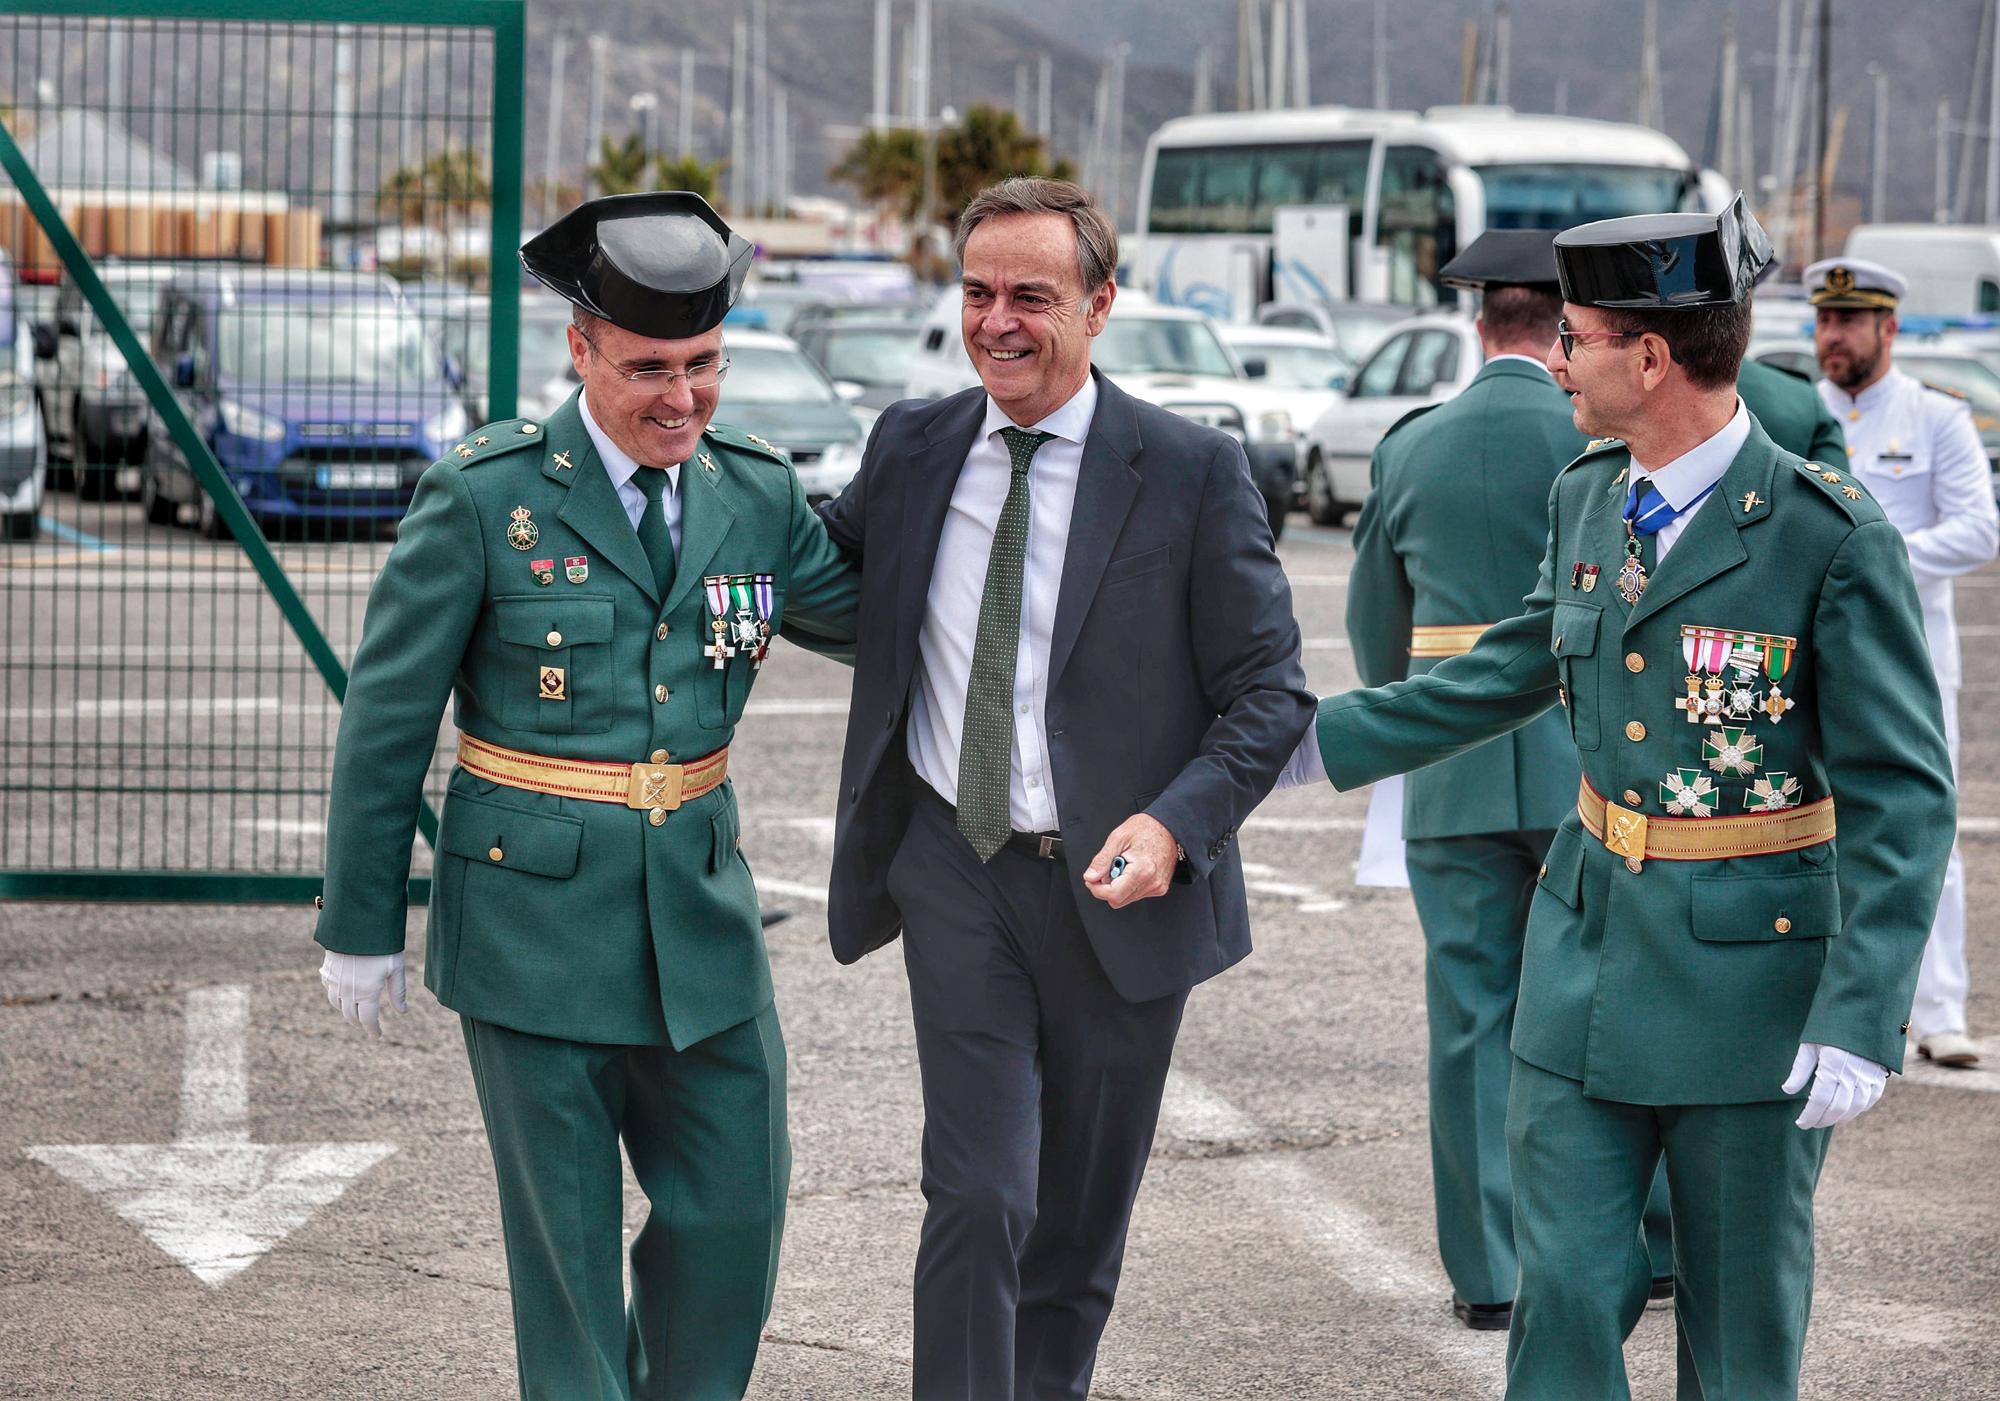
left=1625, top=652, right=1645, bottom=673
left=488, top=846, right=504, bottom=862
left=1625, top=720, right=1647, bottom=742
left=650, top=749, right=669, bottom=764
left=1538, top=864, right=1548, bottom=879
left=649, top=808, right=667, bottom=827
left=1622, top=789, right=1642, bottom=807
left=1774, top=916, right=1793, bottom=934
left=656, top=622, right=670, bottom=641
left=654, top=684, right=670, bottom=703
left=521, top=422, right=538, bottom=434
left=546, top=630, right=563, bottom=647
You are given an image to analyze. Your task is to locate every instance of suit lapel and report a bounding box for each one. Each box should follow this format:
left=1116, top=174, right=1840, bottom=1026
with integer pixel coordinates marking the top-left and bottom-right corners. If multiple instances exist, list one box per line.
left=1625, top=428, right=1777, bottom=630
left=548, top=399, right=659, bottom=604
left=1048, top=374, right=1142, bottom=687
left=895, top=392, right=986, bottom=682
left=665, top=448, right=737, bottom=615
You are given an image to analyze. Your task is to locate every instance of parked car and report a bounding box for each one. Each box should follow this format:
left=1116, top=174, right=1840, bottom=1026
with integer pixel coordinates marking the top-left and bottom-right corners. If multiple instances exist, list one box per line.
left=905, top=287, right=1303, bottom=535
left=1300, top=312, right=1483, bottom=525
left=32, top=259, right=176, bottom=498
left=417, top=289, right=576, bottom=424
left=1257, top=300, right=1411, bottom=363
left=717, top=328, right=869, bottom=502
left=793, top=316, right=924, bottom=412
left=728, top=283, right=836, bottom=337
left=139, top=267, right=468, bottom=538
left=0, top=256, right=49, bottom=540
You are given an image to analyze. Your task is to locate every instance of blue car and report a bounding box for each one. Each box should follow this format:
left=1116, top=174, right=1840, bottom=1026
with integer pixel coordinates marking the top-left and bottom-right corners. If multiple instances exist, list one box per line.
left=140, top=267, right=468, bottom=537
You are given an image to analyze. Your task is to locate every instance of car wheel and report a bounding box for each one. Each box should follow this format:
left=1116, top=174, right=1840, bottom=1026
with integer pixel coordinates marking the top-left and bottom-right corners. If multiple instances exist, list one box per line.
left=140, top=471, right=176, bottom=526
left=1305, top=449, right=1344, bottom=526
left=5, top=510, right=38, bottom=541
left=1265, top=490, right=1288, bottom=541
left=39, top=391, right=73, bottom=490
left=76, top=412, right=115, bottom=502
left=197, top=493, right=232, bottom=540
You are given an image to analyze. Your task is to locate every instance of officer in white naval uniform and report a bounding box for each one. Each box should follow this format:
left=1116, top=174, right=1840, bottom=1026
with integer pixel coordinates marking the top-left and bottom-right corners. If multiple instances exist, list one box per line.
left=1809, top=255, right=1999, bottom=1067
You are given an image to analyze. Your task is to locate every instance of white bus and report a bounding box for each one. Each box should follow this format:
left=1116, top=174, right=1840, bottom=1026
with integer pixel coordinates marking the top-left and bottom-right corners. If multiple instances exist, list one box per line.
left=1133, top=105, right=1729, bottom=320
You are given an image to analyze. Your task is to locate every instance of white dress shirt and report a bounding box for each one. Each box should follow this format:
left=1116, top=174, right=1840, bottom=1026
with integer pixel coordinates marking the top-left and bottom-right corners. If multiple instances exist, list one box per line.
left=907, top=376, right=1097, bottom=832
left=1275, top=398, right=1752, bottom=791
left=580, top=389, right=683, bottom=556
left=1818, top=367, right=1999, bottom=688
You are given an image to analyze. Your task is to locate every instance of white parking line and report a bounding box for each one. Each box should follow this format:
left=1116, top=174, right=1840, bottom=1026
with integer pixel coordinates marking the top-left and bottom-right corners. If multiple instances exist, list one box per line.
left=755, top=877, right=831, bottom=904
left=1245, top=816, right=1368, bottom=832
left=1157, top=1073, right=1504, bottom=1394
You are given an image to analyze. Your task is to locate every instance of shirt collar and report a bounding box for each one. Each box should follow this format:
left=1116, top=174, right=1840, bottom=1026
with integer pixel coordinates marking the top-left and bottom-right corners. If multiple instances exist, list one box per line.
left=1486, top=353, right=1552, bottom=373
left=979, top=373, right=1099, bottom=448
left=579, top=389, right=681, bottom=494
left=1630, top=397, right=1751, bottom=511
left=1820, top=365, right=1903, bottom=417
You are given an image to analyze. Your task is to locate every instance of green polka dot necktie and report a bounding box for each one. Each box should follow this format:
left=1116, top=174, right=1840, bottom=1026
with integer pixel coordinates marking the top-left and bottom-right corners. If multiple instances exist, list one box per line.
left=634, top=467, right=676, bottom=599
left=956, top=427, right=1053, bottom=861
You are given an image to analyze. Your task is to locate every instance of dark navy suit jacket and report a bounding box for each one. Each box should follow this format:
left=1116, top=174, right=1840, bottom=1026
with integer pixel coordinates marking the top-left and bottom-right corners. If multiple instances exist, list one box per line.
left=817, top=370, right=1312, bottom=1002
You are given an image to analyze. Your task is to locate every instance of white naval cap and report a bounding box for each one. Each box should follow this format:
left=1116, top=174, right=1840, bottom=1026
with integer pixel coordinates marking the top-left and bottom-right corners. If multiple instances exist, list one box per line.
left=1801, top=256, right=1907, bottom=310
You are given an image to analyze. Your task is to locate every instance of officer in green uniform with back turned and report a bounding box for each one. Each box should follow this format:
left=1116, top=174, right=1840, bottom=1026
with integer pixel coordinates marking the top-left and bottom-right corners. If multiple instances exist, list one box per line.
left=1282, top=197, right=1953, bottom=1398
left=1339, top=228, right=1670, bottom=1332
left=311, top=192, right=860, bottom=1399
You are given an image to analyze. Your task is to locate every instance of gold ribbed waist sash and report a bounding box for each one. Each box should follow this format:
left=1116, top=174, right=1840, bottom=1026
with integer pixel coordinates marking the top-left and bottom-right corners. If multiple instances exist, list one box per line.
left=1577, top=777, right=1834, bottom=872
left=457, top=733, right=729, bottom=812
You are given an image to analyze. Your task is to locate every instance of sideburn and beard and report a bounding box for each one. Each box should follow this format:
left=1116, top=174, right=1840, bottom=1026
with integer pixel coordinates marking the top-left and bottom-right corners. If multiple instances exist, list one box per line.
left=1828, top=328, right=1886, bottom=392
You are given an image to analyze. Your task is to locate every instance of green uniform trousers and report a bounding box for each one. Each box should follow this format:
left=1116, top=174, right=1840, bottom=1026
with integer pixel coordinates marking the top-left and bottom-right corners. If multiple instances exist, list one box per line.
left=461, top=1007, right=789, bottom=1401
left=1404, top=833, right=1672, bottom=1307
left=1504, top=1058, right=1831, bottom=1401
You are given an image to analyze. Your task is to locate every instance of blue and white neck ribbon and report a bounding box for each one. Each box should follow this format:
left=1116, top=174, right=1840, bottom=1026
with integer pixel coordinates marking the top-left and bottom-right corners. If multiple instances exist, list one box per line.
left=1624, top=477, right=1718, bottom=536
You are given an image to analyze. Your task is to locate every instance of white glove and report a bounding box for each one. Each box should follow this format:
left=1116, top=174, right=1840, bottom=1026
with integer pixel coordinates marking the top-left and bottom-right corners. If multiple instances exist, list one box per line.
left=319, top=950, right=407, bottom=1038
left=1272, top=718, right=1328, bottom=792
left=1781, top=1042, right=1888, bottom=1130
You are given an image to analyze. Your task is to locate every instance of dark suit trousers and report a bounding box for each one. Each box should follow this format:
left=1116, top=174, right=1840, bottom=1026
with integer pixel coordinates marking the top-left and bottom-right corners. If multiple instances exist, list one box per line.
left=888, top=784, right=1188, bottom=1401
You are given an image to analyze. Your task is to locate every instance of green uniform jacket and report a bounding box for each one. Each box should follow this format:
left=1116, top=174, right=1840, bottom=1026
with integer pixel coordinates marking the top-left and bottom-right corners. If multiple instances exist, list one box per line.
left=1315, top=420, right=1953, bottom=1103
left=1739, top=358, right=1848, bottom=465
left=315, top=392, right=860, bottom=1050
left=1346, top=357, right=1590, bottom=838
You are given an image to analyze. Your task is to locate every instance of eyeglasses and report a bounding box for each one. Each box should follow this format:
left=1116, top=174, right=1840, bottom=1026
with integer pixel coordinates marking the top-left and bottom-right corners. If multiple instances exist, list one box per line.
left=577, top=328, right=730, bottom=390
left=1556, top=320, right=1640, bottom=360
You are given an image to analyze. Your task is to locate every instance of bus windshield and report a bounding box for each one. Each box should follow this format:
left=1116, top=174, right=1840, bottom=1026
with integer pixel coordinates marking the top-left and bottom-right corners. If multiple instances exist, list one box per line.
left=1475, top=164, right=1689, bottom=229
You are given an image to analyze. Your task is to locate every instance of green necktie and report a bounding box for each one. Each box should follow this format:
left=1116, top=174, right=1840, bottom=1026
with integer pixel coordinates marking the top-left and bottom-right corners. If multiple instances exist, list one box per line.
left=634, top=467, right=676, bottom=599
left=956, top=426, right=1053, bottom=861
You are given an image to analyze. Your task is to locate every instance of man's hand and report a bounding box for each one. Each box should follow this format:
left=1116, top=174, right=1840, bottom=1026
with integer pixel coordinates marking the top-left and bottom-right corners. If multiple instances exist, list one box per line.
left=1082, top=813, right=1179, bottom=909
left=319, top=950, right=407, bottom=1039
left=1782, top=1042, right=1888, bottom=1129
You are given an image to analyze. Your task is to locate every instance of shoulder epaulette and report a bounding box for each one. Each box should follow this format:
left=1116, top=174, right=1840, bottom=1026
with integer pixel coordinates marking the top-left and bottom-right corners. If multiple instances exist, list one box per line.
left=1790, top=459, right=1884, bottom=525
left=447, top=418, right=545, bottom=468
left=1559, top=437, right=1628, bottom=477
left=705, top=421, right=791, bottom=464
left=1923, top=380, right=1969, bottom=401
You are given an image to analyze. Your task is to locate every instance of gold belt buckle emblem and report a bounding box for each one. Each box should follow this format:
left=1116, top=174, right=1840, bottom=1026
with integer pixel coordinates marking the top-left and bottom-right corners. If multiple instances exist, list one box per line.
left=1603, top=799, right=1648, bottom=874
left=627, top=762, right=684, bottom=812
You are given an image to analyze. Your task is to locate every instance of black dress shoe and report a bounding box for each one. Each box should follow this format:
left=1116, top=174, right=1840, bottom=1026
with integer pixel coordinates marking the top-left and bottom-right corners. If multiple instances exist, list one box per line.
left=1451, top=1293, right=1514, bottom=1331
left=1649, top=1276, right=1674, bottom=1303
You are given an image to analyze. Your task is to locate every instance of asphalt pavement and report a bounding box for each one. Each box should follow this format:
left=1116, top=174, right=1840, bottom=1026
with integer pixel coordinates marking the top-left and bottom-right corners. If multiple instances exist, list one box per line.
left=2, top=514, right=1997, bottom=1399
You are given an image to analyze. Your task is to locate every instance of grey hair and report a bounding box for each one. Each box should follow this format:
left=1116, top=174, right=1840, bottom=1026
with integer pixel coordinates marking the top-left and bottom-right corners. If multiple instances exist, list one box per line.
left=953, top=177, right=1119, bottom=294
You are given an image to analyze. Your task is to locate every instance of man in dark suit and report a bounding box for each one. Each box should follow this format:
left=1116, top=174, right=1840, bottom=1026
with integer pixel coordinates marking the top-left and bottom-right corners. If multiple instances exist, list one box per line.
left=818, top=177, right=1312, bottom=1401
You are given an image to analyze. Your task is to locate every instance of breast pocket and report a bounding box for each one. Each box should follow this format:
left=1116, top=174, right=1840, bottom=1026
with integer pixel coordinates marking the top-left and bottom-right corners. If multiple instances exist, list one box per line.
left=492, top=596, right=617, bottom=735
left=1859, top=457, right=1935, bottom=526
left=695, top=583, right=785, bottom=732
left=1551, top=601, right=1603, bottom=751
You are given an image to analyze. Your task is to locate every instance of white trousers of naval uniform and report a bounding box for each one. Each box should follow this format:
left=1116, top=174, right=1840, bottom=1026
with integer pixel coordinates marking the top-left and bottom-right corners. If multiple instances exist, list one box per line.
left=1911, top=683, right=1970, bottom=1038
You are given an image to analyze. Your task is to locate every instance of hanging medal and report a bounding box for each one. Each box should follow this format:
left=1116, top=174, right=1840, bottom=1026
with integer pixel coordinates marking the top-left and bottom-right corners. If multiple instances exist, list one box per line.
left=703, top=575, right=736, bottom=668
left=1615, top=522, right=1647, bottom=605
left=1744, top=773, right=1802, bottom=812
left=1659, top=767, right=1718, bottom=817
left=1702, top=726, right=1763, bottom=777
left=749, top=573, right=775, bottom=668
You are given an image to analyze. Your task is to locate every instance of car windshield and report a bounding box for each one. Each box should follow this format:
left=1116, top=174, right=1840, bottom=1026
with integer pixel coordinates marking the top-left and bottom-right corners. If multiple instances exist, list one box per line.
left=218, top=300, right=439, bottom=384
left=1235, top=342, right=1348, bottom=389
left=818, top=327, right=920, bottom=386
left=722, top=342, right=840, bottom=405
left=1324, top=305, right=1407, bottom=359
left=1094, top=315, right=1237, bottom=377
left=93, top=279, right=166, bottom=338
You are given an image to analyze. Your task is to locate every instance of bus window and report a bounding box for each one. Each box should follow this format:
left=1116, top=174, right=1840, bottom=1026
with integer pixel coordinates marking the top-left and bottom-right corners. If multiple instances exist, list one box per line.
left=1252, top=146, right=1316, bottom=226
left=1476, top=163, right=1686, bottom=229
left=1148, top=148, right=1204, bottom=234
left=1200, top=148, right=1257, bottom=233
left=1377, top=146, right=1457, bottom=306
left=1310, top=141, right=1372, bottom=243
left=1981, top=280, right=2000, bottom=314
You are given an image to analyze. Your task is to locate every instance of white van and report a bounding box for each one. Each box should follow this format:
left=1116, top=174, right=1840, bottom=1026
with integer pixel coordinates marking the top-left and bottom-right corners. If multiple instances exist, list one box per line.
left=1843, top=225, right=2000, bottom=318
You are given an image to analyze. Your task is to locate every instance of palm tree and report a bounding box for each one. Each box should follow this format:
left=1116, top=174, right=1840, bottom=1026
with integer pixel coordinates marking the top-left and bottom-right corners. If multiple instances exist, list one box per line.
left=654, top=153, right=726, bottom=205
left=590, top=131, right=651, bottom=197
left=828, top=126, right=926, bottom=225
left=936, top=105, right=1064, bottom=216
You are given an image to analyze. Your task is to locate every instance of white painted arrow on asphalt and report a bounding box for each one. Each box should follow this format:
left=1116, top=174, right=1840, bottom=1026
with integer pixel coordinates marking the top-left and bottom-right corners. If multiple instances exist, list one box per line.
left=25, top=985, right=396, bottom=1287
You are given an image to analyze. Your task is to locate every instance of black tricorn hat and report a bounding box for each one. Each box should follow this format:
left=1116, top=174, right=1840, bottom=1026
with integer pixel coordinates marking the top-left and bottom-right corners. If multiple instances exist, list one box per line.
left=1553, top=193, right=1772, bottom=310
left=1438, top=229, right=1561, bottom=293
left=520, top=191, right=754, bottom=339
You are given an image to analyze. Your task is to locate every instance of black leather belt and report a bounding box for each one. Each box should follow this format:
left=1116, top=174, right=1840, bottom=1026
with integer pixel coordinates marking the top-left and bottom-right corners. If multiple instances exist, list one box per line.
left=1005, top=830, right=1066, bottom=861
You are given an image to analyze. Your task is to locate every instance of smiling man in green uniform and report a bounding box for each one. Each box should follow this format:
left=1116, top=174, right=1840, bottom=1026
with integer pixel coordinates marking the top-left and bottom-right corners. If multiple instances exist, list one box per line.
left=312, top=192, right=860, bottom=1399
left=1283, top=197, right=1953, bottom=1398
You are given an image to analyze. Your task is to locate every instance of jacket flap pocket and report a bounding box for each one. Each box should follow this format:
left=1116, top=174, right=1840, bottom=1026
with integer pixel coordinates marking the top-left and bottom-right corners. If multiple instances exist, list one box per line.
left=710, top=794, right=741, bottom=874
left=438, top=792, right=584, bottom=878
left=1537, top=825, right=1585, bottom=909
left=1551, top=602, right=1601, bottom=658
left=1691, top=867, right=1841, bottom=942
left=1100, top=543, right=1170, bottom=587
left=492, top=596, right=616, bottom=648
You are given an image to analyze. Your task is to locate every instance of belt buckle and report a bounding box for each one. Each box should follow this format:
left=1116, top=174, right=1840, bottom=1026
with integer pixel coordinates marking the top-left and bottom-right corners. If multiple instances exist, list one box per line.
left=1037, top=834, right=1059, bottom=859
left=1602, top=798, right=1647, bottom=874
left=627, top=761, right=684, bottom=811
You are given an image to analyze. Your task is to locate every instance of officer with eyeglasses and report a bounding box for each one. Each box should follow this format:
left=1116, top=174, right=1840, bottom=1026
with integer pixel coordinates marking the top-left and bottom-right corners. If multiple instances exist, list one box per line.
left=311, top=191, right=860, bottom=1399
